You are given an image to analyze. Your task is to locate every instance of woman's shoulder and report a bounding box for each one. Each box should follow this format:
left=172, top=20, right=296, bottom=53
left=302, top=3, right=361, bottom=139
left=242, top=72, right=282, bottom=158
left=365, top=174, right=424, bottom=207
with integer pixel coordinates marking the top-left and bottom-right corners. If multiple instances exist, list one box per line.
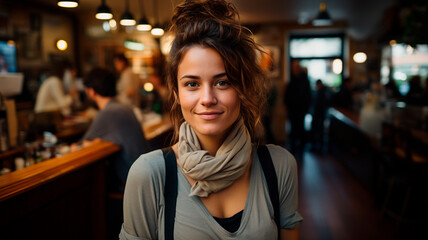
left=263, top=144, right=297, bottom=176
left=127, top=149, right=166, bottom=182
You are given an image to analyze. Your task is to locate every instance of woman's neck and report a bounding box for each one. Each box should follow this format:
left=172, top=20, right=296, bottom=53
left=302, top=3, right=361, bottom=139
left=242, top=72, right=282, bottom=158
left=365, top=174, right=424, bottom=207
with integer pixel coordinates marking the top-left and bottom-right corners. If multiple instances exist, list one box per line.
left=197, top=134, right=225, bottom=156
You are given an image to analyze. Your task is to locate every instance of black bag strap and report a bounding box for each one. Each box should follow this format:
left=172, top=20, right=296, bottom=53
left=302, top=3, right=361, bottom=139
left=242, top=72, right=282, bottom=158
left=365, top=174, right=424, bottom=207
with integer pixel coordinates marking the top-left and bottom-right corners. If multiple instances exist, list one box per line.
left=162, top=147, right=178, bottom=240
left=257, top=145, right=281, bottom=239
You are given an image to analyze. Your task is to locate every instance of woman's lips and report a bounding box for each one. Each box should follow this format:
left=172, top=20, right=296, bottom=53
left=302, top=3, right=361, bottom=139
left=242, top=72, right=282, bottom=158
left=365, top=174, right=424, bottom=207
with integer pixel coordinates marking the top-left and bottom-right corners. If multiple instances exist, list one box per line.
left=196, top=112, right=222, bottom=120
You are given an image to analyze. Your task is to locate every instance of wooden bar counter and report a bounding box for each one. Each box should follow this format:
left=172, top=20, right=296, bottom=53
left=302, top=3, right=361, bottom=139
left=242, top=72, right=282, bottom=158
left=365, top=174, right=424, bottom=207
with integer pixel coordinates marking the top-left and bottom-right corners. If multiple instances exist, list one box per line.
left=0, top=141, right=120, bottom=239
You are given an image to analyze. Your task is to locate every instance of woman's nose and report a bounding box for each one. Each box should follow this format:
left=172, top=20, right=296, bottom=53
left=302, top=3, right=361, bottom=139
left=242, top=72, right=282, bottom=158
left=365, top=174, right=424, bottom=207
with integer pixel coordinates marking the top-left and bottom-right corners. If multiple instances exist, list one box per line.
left=200, top=86, right=217, bottom=106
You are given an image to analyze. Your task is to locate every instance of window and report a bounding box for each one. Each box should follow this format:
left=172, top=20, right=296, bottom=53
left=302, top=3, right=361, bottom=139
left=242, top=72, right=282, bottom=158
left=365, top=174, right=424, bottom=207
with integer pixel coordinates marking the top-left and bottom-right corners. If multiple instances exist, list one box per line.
left=289, top=35, right=344, bottom=90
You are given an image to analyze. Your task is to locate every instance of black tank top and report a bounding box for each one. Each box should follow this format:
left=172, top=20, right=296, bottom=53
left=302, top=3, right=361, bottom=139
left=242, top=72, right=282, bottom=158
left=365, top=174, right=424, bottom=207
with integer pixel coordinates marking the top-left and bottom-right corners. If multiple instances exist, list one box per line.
left=213, top=210, right=244, bottom=233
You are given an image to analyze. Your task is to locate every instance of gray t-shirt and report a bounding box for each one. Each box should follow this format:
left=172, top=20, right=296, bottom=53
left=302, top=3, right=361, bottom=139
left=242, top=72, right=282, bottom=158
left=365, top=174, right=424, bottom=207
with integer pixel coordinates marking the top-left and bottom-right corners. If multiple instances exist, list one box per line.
left=83, top=100, right=149, bottom=192
left=120, top=144, right=303, bottom=240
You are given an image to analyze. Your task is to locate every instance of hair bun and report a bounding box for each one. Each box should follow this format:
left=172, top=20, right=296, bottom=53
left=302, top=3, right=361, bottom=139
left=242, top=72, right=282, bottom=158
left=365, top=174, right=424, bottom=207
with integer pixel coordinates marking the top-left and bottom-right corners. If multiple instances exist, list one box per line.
left=171, top=0, right=239, bottom=33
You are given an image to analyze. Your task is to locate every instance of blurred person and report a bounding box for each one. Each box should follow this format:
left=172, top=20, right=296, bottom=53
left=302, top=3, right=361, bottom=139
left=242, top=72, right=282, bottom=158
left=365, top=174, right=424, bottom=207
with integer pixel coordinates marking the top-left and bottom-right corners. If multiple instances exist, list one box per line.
left=284, top=60, right=311, bottom=157
left=114, top=53, right=141, bottom=108
left=120, top=0, right=302, bottom=239
left=405, top=75, right=424, bottom=105
left=34, top=61, right=77, bottom=116
left=384, top=77, right=402, bottom=100
left=71, top=67, right=150, bottom=240
left=310, top=79, right=331, bottom=152
left=332, top=77, right=353, bottom=110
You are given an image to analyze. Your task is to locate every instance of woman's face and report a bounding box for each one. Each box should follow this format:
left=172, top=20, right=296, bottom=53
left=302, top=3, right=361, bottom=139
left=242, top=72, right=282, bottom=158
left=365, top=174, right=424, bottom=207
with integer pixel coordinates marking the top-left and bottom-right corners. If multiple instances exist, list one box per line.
left=177, top=46, right=240, bottom=142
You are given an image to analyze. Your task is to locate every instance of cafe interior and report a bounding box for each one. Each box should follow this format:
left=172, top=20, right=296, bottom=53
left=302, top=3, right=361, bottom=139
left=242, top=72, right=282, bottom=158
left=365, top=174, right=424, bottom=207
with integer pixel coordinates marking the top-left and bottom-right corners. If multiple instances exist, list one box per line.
left=0, top=0, right=427, bottom=239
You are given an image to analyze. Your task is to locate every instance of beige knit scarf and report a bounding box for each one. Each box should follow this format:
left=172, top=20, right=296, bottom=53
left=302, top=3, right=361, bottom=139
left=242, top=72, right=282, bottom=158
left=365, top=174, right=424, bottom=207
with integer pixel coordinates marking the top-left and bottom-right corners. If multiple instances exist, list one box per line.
left=178, top=118, right=252, bottom=197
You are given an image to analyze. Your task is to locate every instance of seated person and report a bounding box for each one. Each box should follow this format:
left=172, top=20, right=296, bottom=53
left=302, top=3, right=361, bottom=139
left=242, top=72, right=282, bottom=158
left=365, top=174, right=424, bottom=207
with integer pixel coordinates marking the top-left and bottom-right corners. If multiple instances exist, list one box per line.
left=34, top=62, right=77, bottom=116
left=72, top=67, right=150, bottom=239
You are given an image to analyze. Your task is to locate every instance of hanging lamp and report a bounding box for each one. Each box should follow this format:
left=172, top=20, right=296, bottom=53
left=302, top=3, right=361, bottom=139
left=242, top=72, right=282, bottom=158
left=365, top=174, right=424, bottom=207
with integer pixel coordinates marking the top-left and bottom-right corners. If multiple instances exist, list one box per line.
left=312, top=1, right=332, bottom=26
left=120, top=0, right=136, bottom=26
left=57, top=0, right=78, bottom=8
left=150, top=0, right=164, bottom=36
left=96, top=0, right=113, bottom=20
left=137, top=0, right=152, bottom=31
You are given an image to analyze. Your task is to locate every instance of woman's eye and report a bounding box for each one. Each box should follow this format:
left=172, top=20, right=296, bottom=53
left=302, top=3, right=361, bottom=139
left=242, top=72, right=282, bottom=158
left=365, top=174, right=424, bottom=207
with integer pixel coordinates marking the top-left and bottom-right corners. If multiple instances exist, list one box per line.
left=185, top=82, right=198, bottom=88
left=217, top=80, right=230, bottom=87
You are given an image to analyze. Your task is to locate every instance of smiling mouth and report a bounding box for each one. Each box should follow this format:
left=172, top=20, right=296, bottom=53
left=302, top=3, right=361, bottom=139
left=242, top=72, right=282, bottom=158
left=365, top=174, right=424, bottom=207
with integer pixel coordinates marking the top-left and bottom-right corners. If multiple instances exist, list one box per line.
left=196, top=112, right=223, bottom=120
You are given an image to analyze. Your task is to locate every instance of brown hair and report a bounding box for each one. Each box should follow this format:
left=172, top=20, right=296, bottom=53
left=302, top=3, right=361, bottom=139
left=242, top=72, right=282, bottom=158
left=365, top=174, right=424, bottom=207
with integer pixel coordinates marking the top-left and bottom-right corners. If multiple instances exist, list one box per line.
left=167, top=0, right=267, bottom=143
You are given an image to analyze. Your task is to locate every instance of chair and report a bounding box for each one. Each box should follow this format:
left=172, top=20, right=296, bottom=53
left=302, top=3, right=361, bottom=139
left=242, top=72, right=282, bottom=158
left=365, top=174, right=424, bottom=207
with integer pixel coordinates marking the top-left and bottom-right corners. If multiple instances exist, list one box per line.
left=378, top=122, right=428, bottom=226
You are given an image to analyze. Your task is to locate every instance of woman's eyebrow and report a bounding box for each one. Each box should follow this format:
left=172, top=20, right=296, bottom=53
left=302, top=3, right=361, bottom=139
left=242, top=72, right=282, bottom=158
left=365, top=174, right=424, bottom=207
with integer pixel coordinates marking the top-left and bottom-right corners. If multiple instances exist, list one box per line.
left=179, top=72, right=227, bottom=81
left=179, top=75, right=199, bottom=81
left=213, top=72, right=227, bottom=79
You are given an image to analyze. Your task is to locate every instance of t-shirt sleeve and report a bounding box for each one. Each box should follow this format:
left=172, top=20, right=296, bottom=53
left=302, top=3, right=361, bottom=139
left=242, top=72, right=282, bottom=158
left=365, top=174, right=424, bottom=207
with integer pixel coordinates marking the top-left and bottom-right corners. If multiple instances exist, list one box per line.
left=120, top=150, right=165, bottom=240
left=267, top=145, right=303, bottom=229
left=83, top=111, right=110, bottom=141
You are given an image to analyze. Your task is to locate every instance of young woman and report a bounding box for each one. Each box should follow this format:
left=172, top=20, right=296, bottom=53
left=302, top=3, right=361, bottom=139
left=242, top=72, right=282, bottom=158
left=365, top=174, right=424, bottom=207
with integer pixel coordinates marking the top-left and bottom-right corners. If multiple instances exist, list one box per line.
left=120, top=1, right=302, bottom=239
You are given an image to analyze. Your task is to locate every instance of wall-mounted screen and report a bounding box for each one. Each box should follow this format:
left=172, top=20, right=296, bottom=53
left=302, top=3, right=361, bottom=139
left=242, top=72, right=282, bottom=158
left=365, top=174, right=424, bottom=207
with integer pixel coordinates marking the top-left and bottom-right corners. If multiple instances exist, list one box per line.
left=0, top=41, right=17, bottom=73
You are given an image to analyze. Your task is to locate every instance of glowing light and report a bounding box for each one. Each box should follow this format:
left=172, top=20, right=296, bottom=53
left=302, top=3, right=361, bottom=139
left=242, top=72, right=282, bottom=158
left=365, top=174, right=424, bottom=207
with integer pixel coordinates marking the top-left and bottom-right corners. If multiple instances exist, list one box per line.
left=109, top=19, right=117, bottom=30
left=144, top=82, right=154, bottom=92
left=151, top=27, right=164, bottom=37
left=96, top=12, right=113, bottom=20
left=332, top=59, right=342, bottom=74
left=353, top=52, right=367, bottom=63
left=406, top=45, right=414, bottom=54
left=393, top=71, right=407, bottom=81
left=56, top=40, right=68, bottom=51
left=389, top=40, right=397, bottom=46
left=137, top=24, right=152, bottom=31
left=7, top=40, right=15, bottom=46
left=124, top=40, right=144, bottom=51
left=103, top=21, right=111, bottom=32
left=120, top=19, right=136, bottom=26
left=57, top=1, right=78, bottom=8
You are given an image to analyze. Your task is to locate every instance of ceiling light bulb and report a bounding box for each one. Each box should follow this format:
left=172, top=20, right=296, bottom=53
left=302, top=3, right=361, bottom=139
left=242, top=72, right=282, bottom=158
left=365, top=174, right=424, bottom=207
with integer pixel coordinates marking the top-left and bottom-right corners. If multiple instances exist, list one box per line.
left=57, top=0, right=78, bottom=8
left=120, top=11, right=136, bottom=26
left=137, top=18, right=152, bottom=31
left=56, top=40, right=68, bottom=51
left=353, top=52, right=367, bottom=63
left=151, top=26, right=164, bottom=36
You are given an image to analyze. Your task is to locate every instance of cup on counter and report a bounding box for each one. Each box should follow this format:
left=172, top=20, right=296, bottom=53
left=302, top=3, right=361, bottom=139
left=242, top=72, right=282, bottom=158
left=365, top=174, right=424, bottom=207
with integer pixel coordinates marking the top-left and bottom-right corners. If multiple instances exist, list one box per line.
left=14, top=157, right=25, bottom=170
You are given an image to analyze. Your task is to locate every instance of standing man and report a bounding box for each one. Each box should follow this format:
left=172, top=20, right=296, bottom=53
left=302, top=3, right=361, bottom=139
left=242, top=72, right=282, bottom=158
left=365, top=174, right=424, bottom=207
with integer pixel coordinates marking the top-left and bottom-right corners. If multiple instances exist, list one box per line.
left=284, top=60, right=311, bottom=158
left=73, top=67, right=149, bottom=239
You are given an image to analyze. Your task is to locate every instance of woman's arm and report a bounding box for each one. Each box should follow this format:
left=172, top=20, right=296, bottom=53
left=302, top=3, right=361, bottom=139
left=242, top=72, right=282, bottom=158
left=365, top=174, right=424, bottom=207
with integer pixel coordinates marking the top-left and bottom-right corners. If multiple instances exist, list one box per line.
left=120, top=152, right=163, bottom=239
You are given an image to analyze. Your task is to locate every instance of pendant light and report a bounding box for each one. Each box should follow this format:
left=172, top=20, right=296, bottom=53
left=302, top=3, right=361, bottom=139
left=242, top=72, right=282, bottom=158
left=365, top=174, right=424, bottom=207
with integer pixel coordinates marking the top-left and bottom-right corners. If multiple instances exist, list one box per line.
left=96, top=0, right=113, bottom=20
left=137, top=0, right=152, bottom=31
left=151, top=25, right=164, bottom=36
left=150, top=0, right=164, bottom=36
left=312, top=1, right=332, bottom=26
left=57, top=0, right=78, bottom=8
left=120, top=0, right=136, bottom=26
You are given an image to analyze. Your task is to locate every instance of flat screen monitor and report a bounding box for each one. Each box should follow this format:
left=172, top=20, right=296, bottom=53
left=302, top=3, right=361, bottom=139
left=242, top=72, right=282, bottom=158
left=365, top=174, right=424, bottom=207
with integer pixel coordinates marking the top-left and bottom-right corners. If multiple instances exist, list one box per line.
left=0, top=41, right=17, bottom=73
left=0, top=73, right=24, bottom=97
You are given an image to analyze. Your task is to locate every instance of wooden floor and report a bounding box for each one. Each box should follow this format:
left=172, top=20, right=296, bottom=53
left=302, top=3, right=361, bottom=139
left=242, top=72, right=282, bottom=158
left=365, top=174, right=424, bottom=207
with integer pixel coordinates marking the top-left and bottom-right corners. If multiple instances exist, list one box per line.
left=296, top=149, right=427, bottom=240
